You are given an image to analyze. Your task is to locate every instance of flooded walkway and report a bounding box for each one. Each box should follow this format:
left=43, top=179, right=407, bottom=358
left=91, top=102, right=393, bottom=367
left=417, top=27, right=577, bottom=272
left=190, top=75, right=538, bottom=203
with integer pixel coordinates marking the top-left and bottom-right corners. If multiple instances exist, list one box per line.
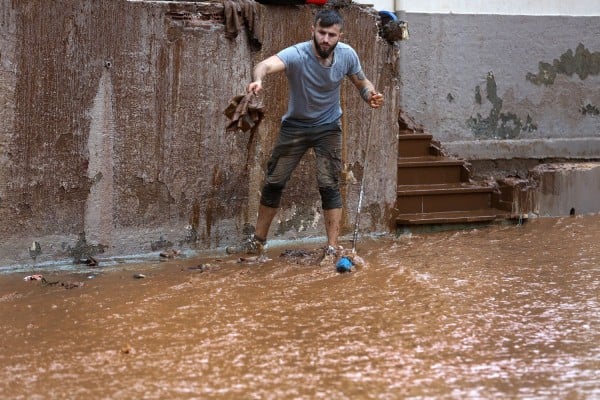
left=1, top=215, right=599, bottom=399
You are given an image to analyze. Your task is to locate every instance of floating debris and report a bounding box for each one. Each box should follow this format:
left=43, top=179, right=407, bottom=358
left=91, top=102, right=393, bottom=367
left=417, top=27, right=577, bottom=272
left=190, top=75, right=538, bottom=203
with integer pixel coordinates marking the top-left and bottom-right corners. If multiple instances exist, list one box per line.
left=280, top=249, right=314, bottom=258
left=133, top=273, right=146, bottom=279
left=186, top=264, right=212, bottom=272
left=336, top=256, right=354, bottom=273
left=339, top=251, right=367, bottom=268
left=120, top=343, right=133, bottom=355
left=279, top=248, right=322, bottom=265
left=23, top=274, right=43, bottom=281
left=61, top=281, right=84, bottom=289
left=41, top=277, right=60, bottom=286
left=237, top=255, right=271, bottom=264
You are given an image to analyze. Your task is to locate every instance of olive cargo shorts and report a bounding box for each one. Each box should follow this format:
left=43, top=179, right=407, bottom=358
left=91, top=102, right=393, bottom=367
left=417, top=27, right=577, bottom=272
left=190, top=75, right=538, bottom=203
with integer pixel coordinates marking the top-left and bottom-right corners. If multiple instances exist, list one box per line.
left=260, top=121, right=343, bottom=210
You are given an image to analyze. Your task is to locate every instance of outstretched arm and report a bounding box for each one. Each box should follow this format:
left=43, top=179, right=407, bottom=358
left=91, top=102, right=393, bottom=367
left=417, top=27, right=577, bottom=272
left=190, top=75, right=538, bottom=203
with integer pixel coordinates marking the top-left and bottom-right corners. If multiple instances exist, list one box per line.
left=348, top=70, right=384, bottom=109
left=247, top=55, right=286, bottom=94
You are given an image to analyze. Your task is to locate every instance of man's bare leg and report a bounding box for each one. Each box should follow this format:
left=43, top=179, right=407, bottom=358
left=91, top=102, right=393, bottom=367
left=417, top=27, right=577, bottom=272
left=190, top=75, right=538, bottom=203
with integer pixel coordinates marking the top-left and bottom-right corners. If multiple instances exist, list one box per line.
left=226, top=204, right=277, bottom=255
left=323, top=208, right=342, bottom=248
left=255, top=204, right=278, bottom=241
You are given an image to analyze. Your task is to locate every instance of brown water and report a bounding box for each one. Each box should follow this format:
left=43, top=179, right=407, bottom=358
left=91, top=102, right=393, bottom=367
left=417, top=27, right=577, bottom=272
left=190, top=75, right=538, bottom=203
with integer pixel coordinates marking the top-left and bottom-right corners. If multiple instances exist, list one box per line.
left=1, top=215, right=599, bottom=399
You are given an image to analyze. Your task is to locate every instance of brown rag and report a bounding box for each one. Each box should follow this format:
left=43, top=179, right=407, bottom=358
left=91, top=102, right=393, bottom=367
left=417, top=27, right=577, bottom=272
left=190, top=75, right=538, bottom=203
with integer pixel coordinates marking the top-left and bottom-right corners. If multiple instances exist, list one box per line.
left=222, top=0, right=260, bottom=49
left=223, top=92, right=266, bottom=166
left=223, top=92, right=265, bottom=134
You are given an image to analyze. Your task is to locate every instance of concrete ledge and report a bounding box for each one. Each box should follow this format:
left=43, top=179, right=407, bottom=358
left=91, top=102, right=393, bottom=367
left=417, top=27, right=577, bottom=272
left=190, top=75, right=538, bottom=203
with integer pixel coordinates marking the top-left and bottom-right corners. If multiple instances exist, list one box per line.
left=531, top=162, right=600, bottom=216
left=443, top=137, right=600, bottom=160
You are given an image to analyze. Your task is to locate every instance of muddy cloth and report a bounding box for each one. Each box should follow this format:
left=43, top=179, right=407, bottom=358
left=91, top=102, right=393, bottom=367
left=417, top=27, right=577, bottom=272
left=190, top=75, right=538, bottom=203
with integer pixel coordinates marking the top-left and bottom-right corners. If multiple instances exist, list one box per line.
left=222, top=0, right=261, bottom=50
left=223, top=93, right=265, bottom=162
left=223, top=92, right=265, bottom=134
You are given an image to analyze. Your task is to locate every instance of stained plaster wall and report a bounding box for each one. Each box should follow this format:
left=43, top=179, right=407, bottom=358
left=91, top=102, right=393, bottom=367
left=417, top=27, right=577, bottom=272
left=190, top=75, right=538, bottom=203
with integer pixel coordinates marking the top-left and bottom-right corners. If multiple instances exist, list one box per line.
left=396, top=13, right=600, bottom=173
left=0, top=0, right=398, bottom=266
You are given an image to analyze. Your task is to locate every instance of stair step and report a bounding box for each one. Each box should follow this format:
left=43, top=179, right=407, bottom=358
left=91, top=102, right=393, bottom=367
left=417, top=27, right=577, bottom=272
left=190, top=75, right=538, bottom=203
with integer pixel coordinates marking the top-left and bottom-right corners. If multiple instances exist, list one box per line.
left=397, top=157, right=466, bottom=185
left=397, top=156, right=463, bottom=165
left=398, top=133, right=433, bottom=139
left=396, top=183, right=493, bottom=213
left=398, top=134, right=434, bottom=157
left=396, top=209, right=508, bottom=225
left=396, top=183, right=493, bottom=196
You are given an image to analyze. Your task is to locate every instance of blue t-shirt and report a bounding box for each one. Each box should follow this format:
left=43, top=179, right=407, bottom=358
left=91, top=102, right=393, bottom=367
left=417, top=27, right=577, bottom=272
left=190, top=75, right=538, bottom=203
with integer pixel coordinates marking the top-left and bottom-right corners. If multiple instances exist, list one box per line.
left=276, top=41, right=362, bottom=127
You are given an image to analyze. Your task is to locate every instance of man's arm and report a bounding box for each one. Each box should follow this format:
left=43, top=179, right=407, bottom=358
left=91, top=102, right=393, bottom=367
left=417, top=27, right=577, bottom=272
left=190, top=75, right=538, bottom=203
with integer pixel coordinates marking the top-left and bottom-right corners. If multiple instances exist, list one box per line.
left=348, top=70, right=384, bottom=109
left=247, top=55, right=286, bottom=94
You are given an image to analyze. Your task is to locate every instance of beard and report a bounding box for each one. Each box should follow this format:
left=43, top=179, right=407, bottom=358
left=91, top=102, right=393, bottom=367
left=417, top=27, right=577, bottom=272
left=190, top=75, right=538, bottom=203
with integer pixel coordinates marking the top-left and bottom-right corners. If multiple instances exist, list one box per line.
left=313, top=35, right=338, bottom=59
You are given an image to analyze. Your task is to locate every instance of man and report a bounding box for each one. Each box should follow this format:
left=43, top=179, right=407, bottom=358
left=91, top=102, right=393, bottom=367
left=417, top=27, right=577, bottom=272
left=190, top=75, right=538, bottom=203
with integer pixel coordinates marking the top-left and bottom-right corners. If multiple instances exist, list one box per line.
left=227, top=9, right=383, bottom=264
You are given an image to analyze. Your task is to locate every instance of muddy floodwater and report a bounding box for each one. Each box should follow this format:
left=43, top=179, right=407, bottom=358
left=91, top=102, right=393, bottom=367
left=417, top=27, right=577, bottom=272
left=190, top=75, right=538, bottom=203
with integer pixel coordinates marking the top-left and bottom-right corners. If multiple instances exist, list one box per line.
left=1, top=215, right=599, bottom=399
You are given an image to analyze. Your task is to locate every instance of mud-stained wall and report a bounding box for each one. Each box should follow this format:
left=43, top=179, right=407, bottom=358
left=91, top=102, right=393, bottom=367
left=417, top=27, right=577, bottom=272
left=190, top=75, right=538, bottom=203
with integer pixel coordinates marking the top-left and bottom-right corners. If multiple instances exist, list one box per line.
left=396, top=13, right=600, bottom=162
left=0, top=0, right=398, bottom=265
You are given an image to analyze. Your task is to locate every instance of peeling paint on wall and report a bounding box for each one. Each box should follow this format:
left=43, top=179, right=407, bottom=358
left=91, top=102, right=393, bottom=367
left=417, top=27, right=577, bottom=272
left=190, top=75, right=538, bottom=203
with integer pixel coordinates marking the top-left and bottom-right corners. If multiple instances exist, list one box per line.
left=467, top=72, right=538, bottom=139
left=526, top=43, right=600, bottom=86
left=580, top=103, right=599, bottom=116
left=474, top=86, right=482, bottom=105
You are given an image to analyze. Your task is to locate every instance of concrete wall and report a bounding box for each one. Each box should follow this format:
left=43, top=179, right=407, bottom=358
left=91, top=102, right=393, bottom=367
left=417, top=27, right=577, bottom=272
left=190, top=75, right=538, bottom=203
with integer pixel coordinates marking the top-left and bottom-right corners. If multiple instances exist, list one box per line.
left=362, top=0, right=600, bottom=16
left=396, top=13, right=600, bottom=164
left=0, top=0, right=399, bottom=266
left=531, top=163, right=600, bottom=216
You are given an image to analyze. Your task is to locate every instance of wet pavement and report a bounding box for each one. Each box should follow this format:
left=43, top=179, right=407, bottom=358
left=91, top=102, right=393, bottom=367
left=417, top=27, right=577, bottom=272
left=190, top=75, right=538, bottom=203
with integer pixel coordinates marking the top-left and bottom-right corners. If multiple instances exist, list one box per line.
left=0, top=215, right=599, bottom=399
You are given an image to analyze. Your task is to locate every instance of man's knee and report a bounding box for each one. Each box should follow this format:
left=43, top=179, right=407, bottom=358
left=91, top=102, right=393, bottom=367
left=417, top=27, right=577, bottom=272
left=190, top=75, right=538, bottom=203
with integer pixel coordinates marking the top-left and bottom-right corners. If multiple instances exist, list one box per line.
left=319, top=187, right=342, bottom=210
left=260, top=183, right=285, bottom=208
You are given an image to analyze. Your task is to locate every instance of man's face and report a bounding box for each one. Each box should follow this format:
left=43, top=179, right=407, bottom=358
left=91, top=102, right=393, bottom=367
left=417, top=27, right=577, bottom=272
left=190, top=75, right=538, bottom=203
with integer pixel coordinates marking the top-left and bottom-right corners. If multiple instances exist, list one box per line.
left=311, top=22, right=342, bottom=59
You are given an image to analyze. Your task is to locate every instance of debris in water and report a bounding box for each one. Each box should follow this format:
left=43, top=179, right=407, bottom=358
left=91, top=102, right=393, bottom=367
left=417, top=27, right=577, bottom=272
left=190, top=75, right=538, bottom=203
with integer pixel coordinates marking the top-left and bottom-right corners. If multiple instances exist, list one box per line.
left=41, top=277, right=60, bottom=286
left=133, top=273, right=146, bottom=279
left=237, top=255, right=271, bottom=264
left=120, top=343, right=133, bottom=355
left=23, top=274, right=43, bottom=281
left=61, top=281, right=84, bottom=289
left=280, top=249, right=314, bottom=258
left=336, top=256, right=354, bottom=273
left=76, top=256, right=98, bottom=266
left=186, top=264, right=212, bottom=272
left=346, top=253, right=366, bottom=268
left=159, top=249, right=181, bottom=259
left=279, top=248, right=322, bottom=265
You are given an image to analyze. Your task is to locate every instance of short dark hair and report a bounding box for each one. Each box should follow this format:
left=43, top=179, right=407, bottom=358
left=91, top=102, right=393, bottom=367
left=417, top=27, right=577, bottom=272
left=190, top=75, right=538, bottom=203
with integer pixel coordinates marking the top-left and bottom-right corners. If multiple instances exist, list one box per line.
left=314, top=9, right=343, bottom=30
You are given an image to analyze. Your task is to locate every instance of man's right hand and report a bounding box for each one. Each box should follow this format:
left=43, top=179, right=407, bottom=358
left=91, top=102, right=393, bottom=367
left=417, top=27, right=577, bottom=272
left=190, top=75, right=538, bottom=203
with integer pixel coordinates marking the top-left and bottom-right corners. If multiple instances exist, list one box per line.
left=247, top=80, right=263, bottom=94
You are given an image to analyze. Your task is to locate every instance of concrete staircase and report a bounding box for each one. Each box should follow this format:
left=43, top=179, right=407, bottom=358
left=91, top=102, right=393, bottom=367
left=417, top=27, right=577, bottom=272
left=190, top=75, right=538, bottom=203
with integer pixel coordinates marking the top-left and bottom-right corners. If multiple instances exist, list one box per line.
left=395, top=113, right=518, bottom=228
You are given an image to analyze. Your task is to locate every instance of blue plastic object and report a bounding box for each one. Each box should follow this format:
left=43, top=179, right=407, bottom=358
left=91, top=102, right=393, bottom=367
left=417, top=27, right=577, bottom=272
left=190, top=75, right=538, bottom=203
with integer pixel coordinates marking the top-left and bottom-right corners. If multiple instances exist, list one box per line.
left=378, top=10, right=398, bottom=23
left=336, top=256, right=354, bottom=273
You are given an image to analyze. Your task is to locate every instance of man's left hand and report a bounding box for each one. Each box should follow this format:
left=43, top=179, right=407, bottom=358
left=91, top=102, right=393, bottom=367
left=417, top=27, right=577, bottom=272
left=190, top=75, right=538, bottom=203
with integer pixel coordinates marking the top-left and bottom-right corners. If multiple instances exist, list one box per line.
left=369, top=91, right=384, bottom=108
